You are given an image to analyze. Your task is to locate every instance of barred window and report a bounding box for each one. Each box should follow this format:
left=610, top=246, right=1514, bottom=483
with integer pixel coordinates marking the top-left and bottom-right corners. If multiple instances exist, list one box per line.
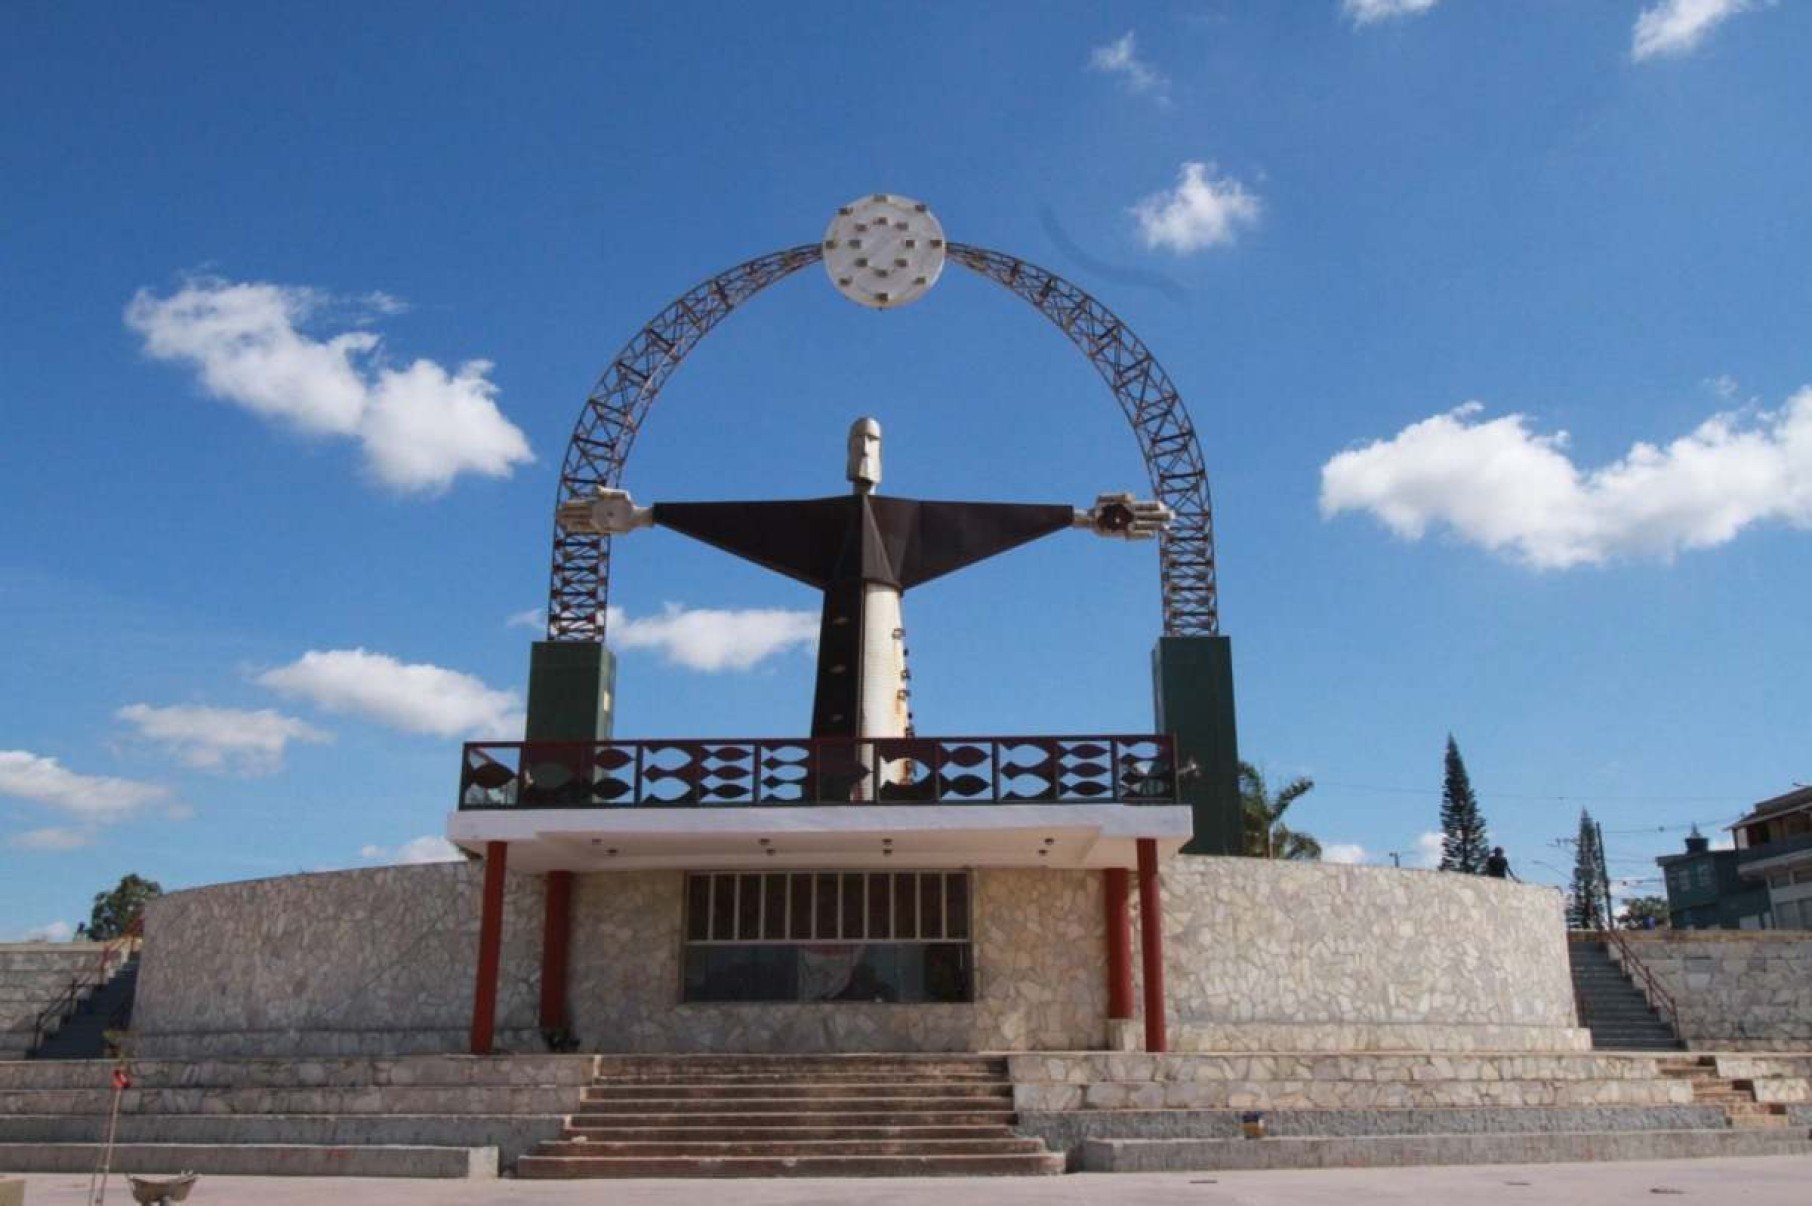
left=682, top=871, right=972, bottom=1004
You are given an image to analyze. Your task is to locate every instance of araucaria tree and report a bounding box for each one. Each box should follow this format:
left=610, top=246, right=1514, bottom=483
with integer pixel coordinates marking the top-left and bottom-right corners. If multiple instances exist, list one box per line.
left=1438, top=735, right=1491, bottom=873
left=1569, top=810, right=1610, bottom=930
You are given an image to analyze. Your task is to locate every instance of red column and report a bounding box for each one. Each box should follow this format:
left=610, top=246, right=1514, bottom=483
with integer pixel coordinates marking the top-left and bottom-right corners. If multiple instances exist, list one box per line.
left=539, top=870, right=573, bottom=1033
left=1136, top=838, right=1167, bottom=1053
left=469, top=841, right=508, bottom=1056
left=1103, top=867, right=1133, bottom=1020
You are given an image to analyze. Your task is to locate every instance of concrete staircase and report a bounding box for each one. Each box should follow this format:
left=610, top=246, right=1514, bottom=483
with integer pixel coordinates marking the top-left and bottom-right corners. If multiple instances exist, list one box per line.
left=1569, top=939, right=1681, bottom=1051
left=517, top=1054, right=1064, bottom=1177
left=1658, top=1054, right=1795, bottom=1129
left=0, top=1054, right=595, bottom=1177
left=30, top=957, right=139, bottom=1060
left=1010, top=1051, right=1812, bottom=1172
left=0, top=944, right=124, bottom=1060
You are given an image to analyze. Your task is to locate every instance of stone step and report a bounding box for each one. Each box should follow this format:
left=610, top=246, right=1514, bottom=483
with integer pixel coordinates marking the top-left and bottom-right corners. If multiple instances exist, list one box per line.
left=1083, top=1128, right=1812, bottom=1172
left=0, top=1054, right=597, bottom=1092
left=1024, top=1080, right=1695, bottom=1110
left=1015, top=1104, right=1736, bottom=1147
left=590, top=1064, right=1006, bottom=1084
left=577, top=1092, right=1013, bottom=1114
left=0, top=1141, right=497, bottom=1178
left=562, top=1123, right=1021, bottom=1142
left=0, top=1112, right=567, bottom=1164
left=582, top=1081, right=1012, bottom=1102
left=0, top=1084, right=579, bottom=1116
left=569, top=1109, right=1018, bottom=1129
left=535, top=1137, right=1049, bottom=1158
left=594, top=1055, right=1004, bottom=1071
left=1729, top=1114, right=1794, bottom=1129
left=592, top=1070, right=1008, bottom=1085
left=1588, top=1027, right=1678, bottom=1039
left=515, top=1151, right=1065, bottom=1178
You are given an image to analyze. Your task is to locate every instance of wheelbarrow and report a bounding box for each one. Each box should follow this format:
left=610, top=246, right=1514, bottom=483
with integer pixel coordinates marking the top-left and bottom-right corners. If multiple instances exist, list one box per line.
left=127, top=1172, right=198, bottom=1204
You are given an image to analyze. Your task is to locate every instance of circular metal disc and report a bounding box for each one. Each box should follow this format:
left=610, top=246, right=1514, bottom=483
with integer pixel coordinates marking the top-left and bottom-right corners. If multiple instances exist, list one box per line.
left=823, top=194, right=946, bottom=309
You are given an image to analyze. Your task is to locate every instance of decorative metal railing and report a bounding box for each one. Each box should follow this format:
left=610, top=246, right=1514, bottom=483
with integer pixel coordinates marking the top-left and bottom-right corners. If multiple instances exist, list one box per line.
left=459, top=735, right=1178, bottom=810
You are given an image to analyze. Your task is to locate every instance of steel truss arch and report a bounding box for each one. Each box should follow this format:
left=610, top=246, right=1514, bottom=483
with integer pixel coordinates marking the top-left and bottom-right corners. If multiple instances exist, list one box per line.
left=546, top=242, right=1219, bottom=642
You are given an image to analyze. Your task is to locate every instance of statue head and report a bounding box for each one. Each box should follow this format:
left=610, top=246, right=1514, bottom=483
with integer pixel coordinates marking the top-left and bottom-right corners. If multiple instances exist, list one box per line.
left=847, top=416, right=882, bottom=493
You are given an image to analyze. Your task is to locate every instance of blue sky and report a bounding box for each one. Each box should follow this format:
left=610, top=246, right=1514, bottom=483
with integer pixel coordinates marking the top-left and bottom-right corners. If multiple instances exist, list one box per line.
left=5, top=1, right=1809, bottom=937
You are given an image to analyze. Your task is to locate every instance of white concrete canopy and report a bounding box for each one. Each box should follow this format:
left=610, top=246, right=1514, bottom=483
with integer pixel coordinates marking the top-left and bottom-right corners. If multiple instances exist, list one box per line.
left=446, top=803, right=1192, bottom=873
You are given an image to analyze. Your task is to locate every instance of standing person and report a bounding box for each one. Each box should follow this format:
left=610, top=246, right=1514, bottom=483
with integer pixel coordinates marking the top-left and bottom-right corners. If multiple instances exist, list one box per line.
left=1485, top=846, right=1515, bottom=880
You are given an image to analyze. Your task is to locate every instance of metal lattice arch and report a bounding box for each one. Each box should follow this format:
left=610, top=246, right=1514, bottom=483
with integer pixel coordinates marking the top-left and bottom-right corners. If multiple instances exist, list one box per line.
left=546, top=241, right=1220, bottom=643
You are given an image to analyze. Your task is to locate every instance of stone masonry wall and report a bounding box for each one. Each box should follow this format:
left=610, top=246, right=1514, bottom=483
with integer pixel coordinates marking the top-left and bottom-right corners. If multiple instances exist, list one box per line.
left=563, top=868, right=1108, bottom=1053
left=1615, top=930, right=1812, bottom=1050
left=1141, top=858, right=1585, bottom=1052
left=129, top=855, right=1585, bottom=1058
left=133, top=864, right=544, bottom=1057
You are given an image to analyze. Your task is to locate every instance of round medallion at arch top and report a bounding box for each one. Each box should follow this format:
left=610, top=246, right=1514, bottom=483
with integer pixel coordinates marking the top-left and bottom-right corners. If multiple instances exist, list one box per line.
left=822, top=194, right=947, bottom=309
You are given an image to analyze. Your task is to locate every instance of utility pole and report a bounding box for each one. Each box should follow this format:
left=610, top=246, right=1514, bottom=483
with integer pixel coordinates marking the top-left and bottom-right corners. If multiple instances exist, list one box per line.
left=1596, top=819, right=1613, bottom=929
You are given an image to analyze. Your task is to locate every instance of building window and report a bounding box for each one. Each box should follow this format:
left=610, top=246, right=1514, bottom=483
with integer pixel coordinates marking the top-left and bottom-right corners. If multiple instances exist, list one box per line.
left=682, top=871, right=973, bottom=1004
left=1693, top=862, right=1713, bottom=889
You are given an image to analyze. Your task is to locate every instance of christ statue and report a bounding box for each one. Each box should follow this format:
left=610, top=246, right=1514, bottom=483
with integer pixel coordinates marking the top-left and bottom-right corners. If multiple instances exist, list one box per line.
left=557, top=417, right=1169, bottom=742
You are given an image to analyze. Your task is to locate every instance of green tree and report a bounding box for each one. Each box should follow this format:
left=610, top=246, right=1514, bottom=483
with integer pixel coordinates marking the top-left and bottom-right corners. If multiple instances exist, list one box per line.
left=1438, top=735, right=1491, bottom=873
left=1240, top=762, right=1321, bottom=860
left=1617, top=895, right=1669, bottom=930
left=82, top=874, right=162, bottom=941
left=1568, top=811, right=1609, bottom=930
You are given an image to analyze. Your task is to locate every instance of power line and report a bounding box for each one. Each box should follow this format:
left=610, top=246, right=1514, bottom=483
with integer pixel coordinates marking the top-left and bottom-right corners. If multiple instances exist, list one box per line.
left=1317, top=780, right=1741, bottom=806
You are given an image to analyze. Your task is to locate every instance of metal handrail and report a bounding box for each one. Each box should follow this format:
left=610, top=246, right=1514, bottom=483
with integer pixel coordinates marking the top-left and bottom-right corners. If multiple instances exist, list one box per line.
left=30, top=916, right=141, bottom=1052
left=1599, top=926, right=1680, bottom=1029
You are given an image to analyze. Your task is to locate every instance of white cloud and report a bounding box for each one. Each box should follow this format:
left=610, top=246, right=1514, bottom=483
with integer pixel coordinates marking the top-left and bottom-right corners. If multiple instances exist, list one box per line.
left=0, top=750, right=169, bottom=822
left=118, top=703, right=330, bottom=775
left=1343, top=0, right=1440, bottom=25
left=258, top=649, right=524, bottom=738
left=361, top=835, right=464, bottom=865
left=506, top=607, right=545, bottom=632
left=1131, top=163, right=1261, bottom=255
left=1632, top=0, right=1756, bottom=61
left=10, top=827, right=96, bottom=852
left=1319, top=389, right=1812, bottom=569
left=1414, top=831, right=1444, bottom=868
left=125, top=277, right=532, bottom=493
left=1322, top=843, right=1369, bottom=864
left=608, top=604, right=818, bottom=672
left=7, top=919, right=75, bottom=941
left=1088, top=31, right=1170, bottom=103
left=1705, top=374, right=1742, bottom=401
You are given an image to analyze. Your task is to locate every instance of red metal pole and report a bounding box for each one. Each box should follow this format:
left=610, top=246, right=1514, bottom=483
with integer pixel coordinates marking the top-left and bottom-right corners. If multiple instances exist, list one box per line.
left=539, top=870, right=573, bottom=1034
left=469, top=841, right=508, bottom=1056
left=1104, top=867, right=1133, bottom=1020
left=1136, top=838, right=1167, bottom=1053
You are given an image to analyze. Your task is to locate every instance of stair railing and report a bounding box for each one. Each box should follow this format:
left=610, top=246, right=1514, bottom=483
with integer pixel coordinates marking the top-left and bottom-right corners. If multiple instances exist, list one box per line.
left=30, top=914, right=142, bottom=1052
left=1599, top=926, right=1680, bottom=1030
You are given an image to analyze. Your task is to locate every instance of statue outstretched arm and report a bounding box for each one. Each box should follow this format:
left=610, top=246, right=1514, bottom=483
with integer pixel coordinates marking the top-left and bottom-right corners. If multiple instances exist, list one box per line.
left=556, top=488, right=653, bottom=536
left=1074, top=492, right=1174, bottom=540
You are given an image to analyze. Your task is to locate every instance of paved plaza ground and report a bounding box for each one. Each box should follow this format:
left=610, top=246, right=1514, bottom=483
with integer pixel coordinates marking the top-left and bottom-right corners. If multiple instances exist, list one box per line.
left=13, top=1156, right=1812, bottom=1206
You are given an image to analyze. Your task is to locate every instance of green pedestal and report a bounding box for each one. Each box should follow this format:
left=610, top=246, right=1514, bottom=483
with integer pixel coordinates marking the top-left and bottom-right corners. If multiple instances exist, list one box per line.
left=525, top=641, right=616, bottom=742
left=1152, top=635, right=1242, bottom=855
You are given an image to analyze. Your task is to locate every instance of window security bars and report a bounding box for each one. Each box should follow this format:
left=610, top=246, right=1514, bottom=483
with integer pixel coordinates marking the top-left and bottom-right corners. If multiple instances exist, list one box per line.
left=684, top=871, right=970, bottom=945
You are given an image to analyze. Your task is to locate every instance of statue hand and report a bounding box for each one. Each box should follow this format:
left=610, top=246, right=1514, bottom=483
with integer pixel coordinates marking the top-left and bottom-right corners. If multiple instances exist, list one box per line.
left=556, top=488, right=653, bottom=535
